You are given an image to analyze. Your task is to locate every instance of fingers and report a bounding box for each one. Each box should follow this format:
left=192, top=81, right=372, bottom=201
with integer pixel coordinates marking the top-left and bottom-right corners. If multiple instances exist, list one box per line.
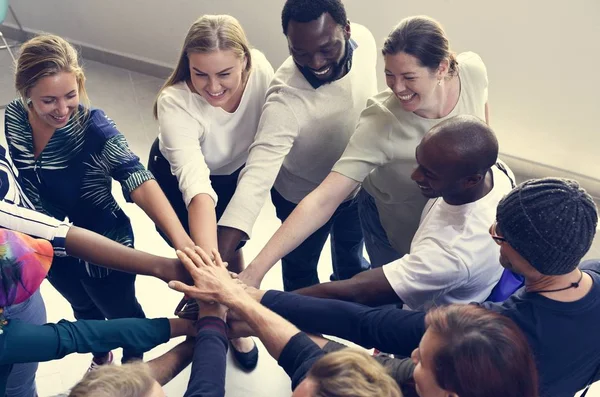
left=185, top=246, right=216, bottom=268
left=211, top=249, right=227, bottom=269
left=228, top=271, right=239, bottom=279
left=176, top=250, right=201, bottom=275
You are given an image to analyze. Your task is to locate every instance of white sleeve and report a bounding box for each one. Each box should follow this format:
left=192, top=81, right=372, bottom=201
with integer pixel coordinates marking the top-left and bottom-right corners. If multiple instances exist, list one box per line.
left=157, top=93, right=217, bottom=207
left=218, top=88, right=300, bottom=238
left=0, top=200, right=71, bottom=257
left=382, top=239, right=468, bottom=310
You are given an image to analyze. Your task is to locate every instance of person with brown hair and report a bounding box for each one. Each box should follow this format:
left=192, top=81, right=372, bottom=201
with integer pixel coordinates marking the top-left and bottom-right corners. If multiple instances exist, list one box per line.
left=4, top=34, right=194, bottom=375
left=240, top=15, right=490, bottom=288
left=414, top=305, right=537, bottom=397
left=168, top=246, right=402, bottom=397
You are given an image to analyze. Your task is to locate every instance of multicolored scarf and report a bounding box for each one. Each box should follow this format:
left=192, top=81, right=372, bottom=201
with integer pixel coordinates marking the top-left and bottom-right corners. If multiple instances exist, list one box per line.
left=0, top=229, right=53, bottom=308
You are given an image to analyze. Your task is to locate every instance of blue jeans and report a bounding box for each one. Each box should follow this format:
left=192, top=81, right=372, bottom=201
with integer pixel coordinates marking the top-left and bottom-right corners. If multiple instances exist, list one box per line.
left=357, top=188, right=403, bottom=268
left=271, top=188, right=369, bottom=292
left=4, top=290, right=47, bottom=397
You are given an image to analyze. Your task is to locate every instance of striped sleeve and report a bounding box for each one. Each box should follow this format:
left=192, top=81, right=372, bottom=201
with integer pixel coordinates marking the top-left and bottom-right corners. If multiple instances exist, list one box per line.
left=101, top=134, right=154, bottom=196
left=0, top=200, right=71, bottom=257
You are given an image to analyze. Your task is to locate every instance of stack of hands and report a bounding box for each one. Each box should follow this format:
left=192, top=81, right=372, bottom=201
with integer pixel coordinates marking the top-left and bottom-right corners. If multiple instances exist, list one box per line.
left=168, top=246, right=261, bottom=339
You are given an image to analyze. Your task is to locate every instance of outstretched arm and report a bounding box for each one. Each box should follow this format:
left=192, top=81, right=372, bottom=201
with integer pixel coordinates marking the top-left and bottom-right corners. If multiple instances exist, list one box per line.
left=65, top=226, right=190, bottom=283
left=242, top=287, right=425, bottom=358
left=0, top=200, right=190, bottom=284
left=240, top=172, right=358, bottom=287
left=131, top=180, right=195, bottom=250
left=293, top=267, right=401, bottom=307
left=0, top=317, right=195, bottom=366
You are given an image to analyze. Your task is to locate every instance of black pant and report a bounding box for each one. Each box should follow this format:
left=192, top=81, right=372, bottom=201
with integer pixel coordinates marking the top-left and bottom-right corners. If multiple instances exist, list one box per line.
left=147, top=137, right=245, bottom=249
left=46, top=255, right=146, bottom=362
left=271, top=189, right=369, bottom=292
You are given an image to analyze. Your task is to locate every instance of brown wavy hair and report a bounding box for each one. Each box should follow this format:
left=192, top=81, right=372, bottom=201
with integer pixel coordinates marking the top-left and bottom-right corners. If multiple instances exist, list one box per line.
left=425, top=305, right=538, bottom=397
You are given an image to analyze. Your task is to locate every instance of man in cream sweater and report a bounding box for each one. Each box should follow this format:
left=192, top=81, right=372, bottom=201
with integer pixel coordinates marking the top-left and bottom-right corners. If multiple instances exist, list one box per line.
left=217, top=0, right=378, bottom=291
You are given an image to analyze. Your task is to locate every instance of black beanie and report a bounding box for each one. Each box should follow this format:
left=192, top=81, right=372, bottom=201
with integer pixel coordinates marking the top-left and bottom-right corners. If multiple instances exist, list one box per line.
left=496, top=178, right=598, bottom=275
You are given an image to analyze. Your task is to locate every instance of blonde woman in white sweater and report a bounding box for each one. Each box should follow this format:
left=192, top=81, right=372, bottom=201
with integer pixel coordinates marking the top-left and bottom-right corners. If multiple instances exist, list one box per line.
left=148, top=14, right=274, bottom=370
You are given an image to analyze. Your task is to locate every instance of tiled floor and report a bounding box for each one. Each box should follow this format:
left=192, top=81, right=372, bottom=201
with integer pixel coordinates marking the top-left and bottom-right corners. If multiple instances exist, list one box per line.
left=0, top=44, right=598, bottom=396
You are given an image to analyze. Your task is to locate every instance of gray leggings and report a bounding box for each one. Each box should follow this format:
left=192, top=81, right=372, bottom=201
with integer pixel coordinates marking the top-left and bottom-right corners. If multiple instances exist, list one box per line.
left=4, top=289, right=47, bottom=397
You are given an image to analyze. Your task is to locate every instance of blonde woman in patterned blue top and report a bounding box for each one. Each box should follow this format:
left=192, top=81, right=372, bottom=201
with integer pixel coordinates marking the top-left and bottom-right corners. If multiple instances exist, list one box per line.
left=3, top=35, right=195, bottom=373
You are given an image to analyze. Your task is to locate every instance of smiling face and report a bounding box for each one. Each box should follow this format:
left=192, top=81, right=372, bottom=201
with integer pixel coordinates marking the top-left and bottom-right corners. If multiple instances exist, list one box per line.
left=286, top=12, right=350, bottom=83
left=385, top=51, right=447, bottom=117
left=411, top=138, right=464, bottom=199
left=187, top=49, right=247, bottom=112
left=27, top=71, right=80, bottom=131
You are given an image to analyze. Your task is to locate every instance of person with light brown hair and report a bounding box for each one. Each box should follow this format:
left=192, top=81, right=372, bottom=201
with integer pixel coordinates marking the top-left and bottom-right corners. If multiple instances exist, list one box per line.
left=294, top=349, right=402, bottom=397
left=147, top=15, right=274, bottom=369
left=68, top=362, right=164, bottom=397
left=168, top=246, right=402, bottom=397
left=4, top=34, right=194, bottom=374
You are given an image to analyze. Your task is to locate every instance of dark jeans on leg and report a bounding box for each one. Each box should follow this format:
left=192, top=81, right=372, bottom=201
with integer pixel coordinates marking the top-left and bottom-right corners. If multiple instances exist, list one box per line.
left=271, top=188, right=369, bottom=292
left=46, top=255, right=146, bottom=362
left=357, top=188, right=403, bottom=268
left=147, top=137, right=245, bottom=250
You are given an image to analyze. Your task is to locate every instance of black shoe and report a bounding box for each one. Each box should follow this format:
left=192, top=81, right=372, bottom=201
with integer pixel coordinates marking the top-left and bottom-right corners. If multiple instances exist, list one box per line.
left=230, top=339, right=259, bottom=371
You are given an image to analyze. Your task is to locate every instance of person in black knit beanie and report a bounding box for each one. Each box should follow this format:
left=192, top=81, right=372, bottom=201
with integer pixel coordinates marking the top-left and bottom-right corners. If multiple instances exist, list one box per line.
left=495, top=177, right=597, bottom=276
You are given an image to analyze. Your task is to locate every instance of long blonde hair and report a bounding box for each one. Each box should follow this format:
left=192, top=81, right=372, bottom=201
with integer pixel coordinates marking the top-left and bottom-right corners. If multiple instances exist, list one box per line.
left=152, top=14, right=252, bottom=119
left=308, top=349, right=403, bottom=397
left=15, top=34, right=90, bottom=110
left=68, top=362, right=156, bottom=397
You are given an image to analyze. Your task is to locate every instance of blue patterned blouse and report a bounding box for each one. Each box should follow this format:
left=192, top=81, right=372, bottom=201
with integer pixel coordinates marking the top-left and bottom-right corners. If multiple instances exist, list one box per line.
left=4, top=99, right=154, bottom=277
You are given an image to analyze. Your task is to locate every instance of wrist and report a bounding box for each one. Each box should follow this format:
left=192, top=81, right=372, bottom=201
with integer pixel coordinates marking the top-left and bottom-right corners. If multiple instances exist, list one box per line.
left=246, top=287, right=267, bottom=303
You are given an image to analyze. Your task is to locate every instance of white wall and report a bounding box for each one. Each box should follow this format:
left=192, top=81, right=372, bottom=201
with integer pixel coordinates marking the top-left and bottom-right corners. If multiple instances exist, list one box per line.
left=5, top=0, right=600, bottom=180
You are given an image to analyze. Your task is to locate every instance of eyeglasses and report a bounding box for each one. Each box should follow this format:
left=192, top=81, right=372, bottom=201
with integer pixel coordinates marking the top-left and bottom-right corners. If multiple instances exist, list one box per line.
left=489, top=222, right=507, bottom=245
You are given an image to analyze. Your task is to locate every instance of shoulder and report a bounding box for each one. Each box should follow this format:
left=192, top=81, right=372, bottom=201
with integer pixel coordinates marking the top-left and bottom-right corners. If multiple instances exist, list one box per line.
left=271, top=56, right=313, bottom=92
left=360, top=90, right=404, bottom=128
left=350, top=22, right=377, bottom=50
left=581, top=260, right=600, bottom=277
left=158, top=82, right=190, bottom=107
left=84, top=108, right=121, bottom=140
left=249, top=48, right=274, bottom=77
left=457, top=51, right=488, bottom=85
left=5, top=99, right=28, bottom=127
left=157, top=82, right=204, bottom=119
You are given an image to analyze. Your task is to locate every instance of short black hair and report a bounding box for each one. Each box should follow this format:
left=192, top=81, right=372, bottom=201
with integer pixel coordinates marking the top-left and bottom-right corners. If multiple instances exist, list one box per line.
left=281, top=0, right=347, bottom=35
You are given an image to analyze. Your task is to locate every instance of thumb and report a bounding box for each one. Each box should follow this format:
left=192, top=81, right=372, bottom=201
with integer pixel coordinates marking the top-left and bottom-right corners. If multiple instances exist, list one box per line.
left=168, top=281, right=196, bottom=296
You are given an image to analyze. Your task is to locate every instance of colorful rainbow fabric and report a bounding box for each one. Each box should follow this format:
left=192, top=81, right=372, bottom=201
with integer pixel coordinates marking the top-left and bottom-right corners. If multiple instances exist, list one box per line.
left=0, top=229, right=53, bottom=307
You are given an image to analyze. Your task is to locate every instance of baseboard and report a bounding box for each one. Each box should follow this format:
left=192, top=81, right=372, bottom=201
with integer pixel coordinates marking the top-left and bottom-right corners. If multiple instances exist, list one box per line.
left=0, top=23, right=173, bottom=79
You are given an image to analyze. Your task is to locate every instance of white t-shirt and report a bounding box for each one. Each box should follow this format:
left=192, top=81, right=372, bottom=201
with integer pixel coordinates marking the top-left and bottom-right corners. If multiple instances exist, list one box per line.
left=333, top=52, right=489, bottom=254
left=218, top=24, right=378, bottom=238
left=382, top=163, right=513, bottom=310
left=157, top=49, right=274, bottom=207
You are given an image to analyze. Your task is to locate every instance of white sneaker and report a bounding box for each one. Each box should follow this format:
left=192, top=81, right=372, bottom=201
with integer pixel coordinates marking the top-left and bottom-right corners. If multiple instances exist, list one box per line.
left=87, top=351, right=113, bottom=372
